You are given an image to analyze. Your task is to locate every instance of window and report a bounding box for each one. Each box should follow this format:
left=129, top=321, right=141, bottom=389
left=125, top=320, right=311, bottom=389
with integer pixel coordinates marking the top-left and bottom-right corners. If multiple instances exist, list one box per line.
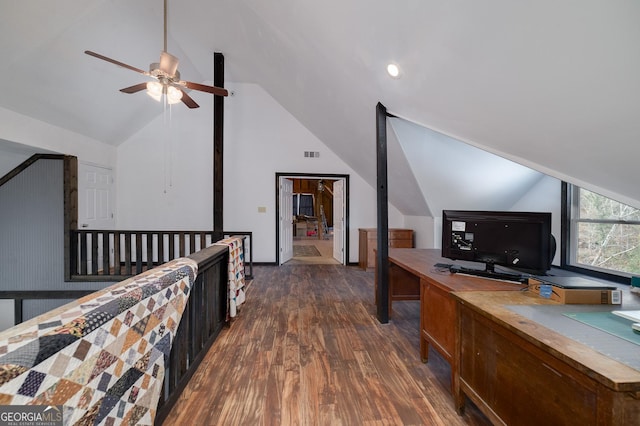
left=567, top=184, right=640, bottom=277
left=292, top=194, right=315, bottom=216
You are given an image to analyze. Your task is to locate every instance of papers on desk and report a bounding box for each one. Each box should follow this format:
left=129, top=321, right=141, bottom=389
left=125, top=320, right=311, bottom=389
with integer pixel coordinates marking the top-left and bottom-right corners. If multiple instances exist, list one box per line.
left=612, top=310, right=640, bottom=322
left=612, top=311, right=640, bottom=334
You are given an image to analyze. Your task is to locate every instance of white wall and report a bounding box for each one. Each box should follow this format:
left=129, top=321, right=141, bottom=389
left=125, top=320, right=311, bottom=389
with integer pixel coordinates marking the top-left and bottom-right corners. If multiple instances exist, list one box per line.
left=405, top=215, right=436, bottom=249
left=1, top=89, right=561, bottom=265
left=0, top=106, right=116, bottom=168
left=115, top=83, right=403, bottom=262
left=0, top=82, right=405, bottom=264
left=0, top=149, right=30, bottom=177
left=392, top=117, right=550, bottom=216
left=430, top=175, right=562, bottom=266
left=116, top=103, right=214, bottom=230
left=223, top=83, right=404, bottom=262
left=511, top=175, right=562, bottom=266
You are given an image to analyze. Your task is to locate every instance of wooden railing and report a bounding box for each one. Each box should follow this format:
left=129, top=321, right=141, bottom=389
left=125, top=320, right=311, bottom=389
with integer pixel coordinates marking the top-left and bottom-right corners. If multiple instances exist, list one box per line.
left=156, top=244, right=230, bottom=423
left=0, top=242, right=233, bottom=425
left=68, top=230, right=253, bottom=281
left=0, top=290, right=95, bottom=325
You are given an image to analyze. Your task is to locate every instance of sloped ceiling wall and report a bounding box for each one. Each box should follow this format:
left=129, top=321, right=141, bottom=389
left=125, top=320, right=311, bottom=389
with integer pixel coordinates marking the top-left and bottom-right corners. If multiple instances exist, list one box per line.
left=390, top=117, right=549, bottom=216
left=0, top=139, right=56, bottom=176
left=0, top=0, right=639, bottom=213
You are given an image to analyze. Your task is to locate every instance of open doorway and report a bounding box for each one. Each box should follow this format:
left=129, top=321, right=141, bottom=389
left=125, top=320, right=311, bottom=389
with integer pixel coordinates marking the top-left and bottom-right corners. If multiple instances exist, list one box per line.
left=275, top=173, right=349, bottom=265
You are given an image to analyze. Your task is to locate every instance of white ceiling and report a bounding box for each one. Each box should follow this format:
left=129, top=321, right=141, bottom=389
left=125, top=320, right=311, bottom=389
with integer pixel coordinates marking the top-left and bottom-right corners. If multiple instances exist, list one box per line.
left=1, top=0, right=639, bottom=210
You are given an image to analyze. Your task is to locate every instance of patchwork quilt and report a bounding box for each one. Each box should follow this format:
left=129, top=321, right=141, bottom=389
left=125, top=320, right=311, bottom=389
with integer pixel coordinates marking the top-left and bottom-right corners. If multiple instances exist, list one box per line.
left=215, top=237, right=246, bottom=320
left=0, top=257, right=198, bottom=425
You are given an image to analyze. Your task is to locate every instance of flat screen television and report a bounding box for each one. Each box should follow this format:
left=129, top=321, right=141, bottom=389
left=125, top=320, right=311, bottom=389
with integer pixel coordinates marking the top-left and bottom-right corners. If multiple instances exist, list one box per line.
left=441, top=210, right=554, bottom=277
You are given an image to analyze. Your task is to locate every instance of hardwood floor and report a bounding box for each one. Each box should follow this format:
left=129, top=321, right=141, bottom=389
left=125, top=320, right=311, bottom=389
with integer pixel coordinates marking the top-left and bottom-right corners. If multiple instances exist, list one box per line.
left=287, top=237, right=340, bottom=265
left=162, top=264, right=490, bottom=425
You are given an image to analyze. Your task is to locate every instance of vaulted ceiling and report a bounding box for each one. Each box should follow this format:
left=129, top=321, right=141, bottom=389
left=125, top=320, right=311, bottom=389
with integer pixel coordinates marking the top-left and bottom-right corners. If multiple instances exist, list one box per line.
left=1, top=1, right=639, bottom=210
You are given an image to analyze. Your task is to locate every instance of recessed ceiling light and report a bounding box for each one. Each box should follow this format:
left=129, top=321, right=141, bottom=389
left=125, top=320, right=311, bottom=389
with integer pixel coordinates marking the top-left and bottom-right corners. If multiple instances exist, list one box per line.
left=387, top=63, right=400, bottom=78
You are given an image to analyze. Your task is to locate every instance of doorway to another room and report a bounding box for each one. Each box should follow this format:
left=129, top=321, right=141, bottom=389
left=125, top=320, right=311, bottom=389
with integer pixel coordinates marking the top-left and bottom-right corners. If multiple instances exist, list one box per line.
left=276, top=173, right=349, bottom=265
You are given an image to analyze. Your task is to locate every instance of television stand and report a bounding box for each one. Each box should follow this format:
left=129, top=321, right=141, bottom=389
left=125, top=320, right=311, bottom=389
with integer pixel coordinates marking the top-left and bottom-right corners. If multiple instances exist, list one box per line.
left=449, top=265, right=527, bottom=283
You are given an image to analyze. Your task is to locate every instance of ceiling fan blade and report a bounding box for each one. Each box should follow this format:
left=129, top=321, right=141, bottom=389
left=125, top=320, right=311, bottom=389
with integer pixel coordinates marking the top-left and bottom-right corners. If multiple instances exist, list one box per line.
left=177, top=88, right=200, bottom=108
left=85, top=50, right=149, bottom=75
left=183, top=81, right=229, bottom=97
left=120, top=83, right=149, bottom=94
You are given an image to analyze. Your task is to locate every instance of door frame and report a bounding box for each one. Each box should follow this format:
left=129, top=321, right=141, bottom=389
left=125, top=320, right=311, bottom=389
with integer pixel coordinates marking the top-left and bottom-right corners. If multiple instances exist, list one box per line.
left=275, top=172, right=350, bottom=265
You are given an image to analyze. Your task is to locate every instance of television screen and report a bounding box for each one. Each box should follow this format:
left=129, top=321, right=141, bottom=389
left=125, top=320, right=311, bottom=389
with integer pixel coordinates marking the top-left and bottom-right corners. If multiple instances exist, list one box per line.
left=441, top=210, right=554, bottom=275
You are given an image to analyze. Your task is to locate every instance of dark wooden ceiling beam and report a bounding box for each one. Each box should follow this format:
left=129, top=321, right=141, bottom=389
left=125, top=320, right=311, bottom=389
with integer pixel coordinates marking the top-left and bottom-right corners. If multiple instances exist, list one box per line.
left=213, top=52, right=225, bottom=241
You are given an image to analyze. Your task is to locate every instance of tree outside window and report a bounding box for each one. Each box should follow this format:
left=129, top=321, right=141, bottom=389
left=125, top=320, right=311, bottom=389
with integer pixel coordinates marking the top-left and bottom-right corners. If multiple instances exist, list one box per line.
left=572, top=187, right=640, bottom=275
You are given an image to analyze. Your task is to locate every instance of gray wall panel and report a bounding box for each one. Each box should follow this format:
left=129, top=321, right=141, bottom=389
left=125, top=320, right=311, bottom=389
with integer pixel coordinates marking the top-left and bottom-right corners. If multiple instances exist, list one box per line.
left=0, top=158, right=114, bottom=326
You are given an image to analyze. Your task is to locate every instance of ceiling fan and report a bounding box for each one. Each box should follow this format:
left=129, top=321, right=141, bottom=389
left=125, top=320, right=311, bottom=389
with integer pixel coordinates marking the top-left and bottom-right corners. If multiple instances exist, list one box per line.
left=85, top=0, right=228, bottom=108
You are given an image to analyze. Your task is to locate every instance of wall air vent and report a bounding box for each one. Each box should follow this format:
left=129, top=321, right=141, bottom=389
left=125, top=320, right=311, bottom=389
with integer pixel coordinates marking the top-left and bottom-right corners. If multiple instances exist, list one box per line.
left=304, top=151, right=320, bottom=158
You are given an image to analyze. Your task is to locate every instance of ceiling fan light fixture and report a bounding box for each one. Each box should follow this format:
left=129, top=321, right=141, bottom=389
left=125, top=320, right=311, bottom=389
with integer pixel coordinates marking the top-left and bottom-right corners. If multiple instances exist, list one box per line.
left=84, top=0, right=228, bottom=109
left=167, top=85, right=183, bottom=104
left=146, top=81, right=163, bottom=101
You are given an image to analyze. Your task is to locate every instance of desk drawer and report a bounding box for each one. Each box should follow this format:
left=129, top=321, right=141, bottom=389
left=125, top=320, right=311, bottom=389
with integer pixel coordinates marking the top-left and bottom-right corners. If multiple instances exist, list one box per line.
left=359, top=228, right=413, bottom=269
left=459, top=306, right=597, bottom=425
left=389, top=239, right=412, bottom=248
left=389, top=229, right=413, bottom=241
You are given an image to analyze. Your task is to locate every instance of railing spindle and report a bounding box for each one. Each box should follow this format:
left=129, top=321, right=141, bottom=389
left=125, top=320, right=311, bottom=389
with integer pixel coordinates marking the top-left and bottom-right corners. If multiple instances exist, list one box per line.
left=135, top=233, right=143, bottom=274
left=102, top=232, right=110, bottom=275
left=91, top=232, right=98, bottom=275
left=169, top=233, right=175, bottom=260
left=146, top=232, right=154, bottom=270
left=158, top=232, right=165, bottom=264
left=80, top=233, right=88, bottom=275
left=124, top=233, right=132, bottom=275
left=68, top=230, right=252, bottom=280
left=179, top=234, right=186, bottom=257
left=114, top=232, right=121, bottom=276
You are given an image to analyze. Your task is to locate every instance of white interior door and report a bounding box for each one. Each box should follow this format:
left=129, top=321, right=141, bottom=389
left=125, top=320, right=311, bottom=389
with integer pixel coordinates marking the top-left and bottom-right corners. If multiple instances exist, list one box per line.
left=279, top=178, right=294, bottom=264
left=78, top=163, right=115, bottom=229
left=78, top=163, right=115, bottom=272
left=333, top=179, right=344, bottom=263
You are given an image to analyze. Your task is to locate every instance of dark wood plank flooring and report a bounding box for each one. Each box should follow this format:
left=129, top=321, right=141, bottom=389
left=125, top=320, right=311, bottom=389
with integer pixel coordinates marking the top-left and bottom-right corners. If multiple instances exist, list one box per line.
left=162, top=265, right=490, bottom=425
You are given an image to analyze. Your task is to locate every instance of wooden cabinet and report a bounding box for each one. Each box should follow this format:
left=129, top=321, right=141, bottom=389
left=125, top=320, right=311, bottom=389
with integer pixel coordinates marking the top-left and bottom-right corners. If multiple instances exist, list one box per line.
left=458, top=305, right=597, bottom=425
left=358, top=228, right=413, bottom=270
left=453, top=291, right=640, bottom=425
left=381, top=249, right=528, bottom=388
left=420, top=277, right=456, bottom=365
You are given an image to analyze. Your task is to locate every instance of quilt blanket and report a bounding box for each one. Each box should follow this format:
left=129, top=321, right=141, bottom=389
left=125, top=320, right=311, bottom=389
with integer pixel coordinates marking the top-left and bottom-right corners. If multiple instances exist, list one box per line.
left=215, top=237, right=246, bottom=319
left=0, top=257, right=198, bottom=425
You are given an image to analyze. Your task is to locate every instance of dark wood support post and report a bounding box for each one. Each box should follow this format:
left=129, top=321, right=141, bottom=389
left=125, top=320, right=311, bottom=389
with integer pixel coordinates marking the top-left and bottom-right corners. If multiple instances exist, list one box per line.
left=213, top=52, right=225, bottom=242
left=64, top=156, right=78, bottom=281
left=376, top=102, right=389, bottom=323
left=14, top=300, right=22, bottom=325
left=560, top=181, right=570, bottom=268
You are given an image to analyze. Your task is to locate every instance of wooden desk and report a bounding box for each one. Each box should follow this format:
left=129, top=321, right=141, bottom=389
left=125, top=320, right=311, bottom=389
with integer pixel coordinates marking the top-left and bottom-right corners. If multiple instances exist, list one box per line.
left=381, top=249, right=525, bottom=389
left=452, top=291, right=640, bottom=425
